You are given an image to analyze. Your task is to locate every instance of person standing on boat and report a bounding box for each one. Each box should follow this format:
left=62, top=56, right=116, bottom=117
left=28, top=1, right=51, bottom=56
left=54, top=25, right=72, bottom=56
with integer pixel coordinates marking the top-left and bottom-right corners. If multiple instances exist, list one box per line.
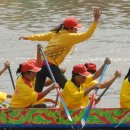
left=10, top=61, right=59, bottom=108
left=19, top=7, right=101, bottom=92
left=60, top=58, right=121, bottom=109
left=120, top=68, right=130, bottom=108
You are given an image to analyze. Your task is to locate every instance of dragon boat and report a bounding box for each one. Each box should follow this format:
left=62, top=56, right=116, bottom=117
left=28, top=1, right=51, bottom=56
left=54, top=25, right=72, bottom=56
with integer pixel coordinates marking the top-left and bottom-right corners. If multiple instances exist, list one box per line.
left=0, top=107, right=130, bottom=130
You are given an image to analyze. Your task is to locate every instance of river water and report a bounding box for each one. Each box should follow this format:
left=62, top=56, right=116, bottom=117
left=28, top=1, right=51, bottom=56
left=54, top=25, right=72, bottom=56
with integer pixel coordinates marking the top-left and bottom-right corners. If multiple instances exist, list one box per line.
left=0, top=0, right=130, bottom=108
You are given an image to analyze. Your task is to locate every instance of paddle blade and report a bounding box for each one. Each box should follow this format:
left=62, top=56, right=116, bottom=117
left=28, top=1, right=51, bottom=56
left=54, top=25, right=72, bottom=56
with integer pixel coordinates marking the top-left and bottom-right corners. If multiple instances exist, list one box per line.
left=81, top=91, right=96, bottom=128
left=81, top=119, right=86, bottom=128
left=60, top=97, right=72, bottom=121
left=81, top=104, right=91, bottom=127
left=67, top=111, right=72, bottom=121
left=115, top=111, right=130, bottom=128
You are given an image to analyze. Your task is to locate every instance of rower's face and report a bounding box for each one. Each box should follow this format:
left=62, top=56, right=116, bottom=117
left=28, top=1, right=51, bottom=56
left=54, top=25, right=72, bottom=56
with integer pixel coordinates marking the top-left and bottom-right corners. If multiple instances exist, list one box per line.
left=68, top=27, right=78, bottom=33
left=76, top=74, right=86, bottom=84
left=25, top=72, right=36, bottom=81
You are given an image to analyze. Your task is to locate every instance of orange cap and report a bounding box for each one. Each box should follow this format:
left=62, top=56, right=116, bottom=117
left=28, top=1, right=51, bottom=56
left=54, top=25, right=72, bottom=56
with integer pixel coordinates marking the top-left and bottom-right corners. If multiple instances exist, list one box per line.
left=63, top=17, right=83, bottom=29
left=73, top=64, right=90, bottom=77
left=21, top=61, right=41, bottom=73
left=84, top=63, right=96, bottom=71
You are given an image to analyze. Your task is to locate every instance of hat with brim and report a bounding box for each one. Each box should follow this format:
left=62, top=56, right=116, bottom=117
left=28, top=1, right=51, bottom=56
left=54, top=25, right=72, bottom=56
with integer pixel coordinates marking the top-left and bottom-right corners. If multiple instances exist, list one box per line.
left=74, top=23, right=83, bottom=29
left=21, top=62, right=41, bottom=73
left=29, top=66, right=41, bottom=73
left=79, top=71, right=90, bottom=77
left=73, top=64, right=90, bottom=77
left=63, top=17, right=83, bottom=29
left=84, top=63, right=96, bottom=71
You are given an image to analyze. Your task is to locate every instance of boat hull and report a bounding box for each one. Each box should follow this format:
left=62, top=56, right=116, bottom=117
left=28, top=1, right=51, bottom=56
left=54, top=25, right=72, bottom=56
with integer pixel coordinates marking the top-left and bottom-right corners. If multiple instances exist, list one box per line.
left=0, top=108, right=130, bottom=129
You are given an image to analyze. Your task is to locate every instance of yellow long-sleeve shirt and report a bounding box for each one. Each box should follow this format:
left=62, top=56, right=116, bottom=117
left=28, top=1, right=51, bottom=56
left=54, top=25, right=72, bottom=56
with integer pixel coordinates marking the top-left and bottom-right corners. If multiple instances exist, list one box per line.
left=26, top=22, right=97, bottom=65
left=60, top=75, right=96, bottom=109
left=120, top=77, right=130, bottom=108
left=10, top=76, right=47, bottom=108
left=10, top=76, right=38, bottom=108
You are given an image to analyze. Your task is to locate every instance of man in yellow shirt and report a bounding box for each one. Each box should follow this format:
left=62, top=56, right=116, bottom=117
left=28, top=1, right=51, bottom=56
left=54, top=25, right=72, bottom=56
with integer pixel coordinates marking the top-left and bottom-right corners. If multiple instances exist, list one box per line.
left=120, top=68, right=130, bottom=108
left=19, top=7, right=101, bottom=92
left=61, top=58, right=121, bottom=109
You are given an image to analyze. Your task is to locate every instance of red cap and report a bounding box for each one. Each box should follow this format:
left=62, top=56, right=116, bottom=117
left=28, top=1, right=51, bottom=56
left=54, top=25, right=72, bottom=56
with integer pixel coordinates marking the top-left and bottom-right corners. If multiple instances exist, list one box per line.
left=63, top=17, right=83, bottom=29
left=73, top=64, right=90, bottom=77
left=84, top=63, right=96, bottom=72
left=21, top=61, right=41, bottom=73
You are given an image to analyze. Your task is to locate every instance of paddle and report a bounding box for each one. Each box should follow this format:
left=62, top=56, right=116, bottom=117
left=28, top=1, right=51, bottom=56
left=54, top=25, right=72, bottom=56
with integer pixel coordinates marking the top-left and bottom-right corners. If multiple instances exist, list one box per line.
left=94, top=74, right=121, bottom=106
left=39, top=45, right=72, bottom=121
left=8, top=66, right=15, bottom=90
left=81, top=64, right=108, bottom=128
left=115, top=111, right=130, bottom=128
left=93, top=85, right=111, bottom=106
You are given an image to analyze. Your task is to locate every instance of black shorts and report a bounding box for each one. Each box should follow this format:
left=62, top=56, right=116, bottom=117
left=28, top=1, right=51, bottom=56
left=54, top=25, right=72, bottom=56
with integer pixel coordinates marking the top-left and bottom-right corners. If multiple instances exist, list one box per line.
left=35, top=64, right=67, bottom=92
